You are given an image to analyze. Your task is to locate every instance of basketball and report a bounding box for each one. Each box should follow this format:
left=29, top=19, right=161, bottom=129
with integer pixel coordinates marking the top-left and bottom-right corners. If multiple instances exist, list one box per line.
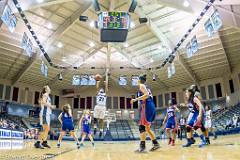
left=95, top=74, right=102, bottom=81
left=1, top=0, right=240, bottom=159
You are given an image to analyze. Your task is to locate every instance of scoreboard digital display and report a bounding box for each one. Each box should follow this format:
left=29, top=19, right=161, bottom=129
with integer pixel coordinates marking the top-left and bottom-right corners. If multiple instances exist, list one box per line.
left=99, top=12, right=130, bottom=30
left=98, top=12, right=130, bottom=42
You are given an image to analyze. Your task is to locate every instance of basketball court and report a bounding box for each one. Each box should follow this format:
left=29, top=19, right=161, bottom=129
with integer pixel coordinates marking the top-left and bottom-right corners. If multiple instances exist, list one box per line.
left=1, top=0, right=240, bottom=160
left=0, top=135, right=239, bottom=160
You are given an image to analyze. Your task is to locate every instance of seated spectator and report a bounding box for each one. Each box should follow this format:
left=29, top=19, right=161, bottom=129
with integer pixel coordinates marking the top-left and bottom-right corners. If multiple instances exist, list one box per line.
left=225, top=119, right=233, bottom=130
left=232, top=114, right=238, bottom=128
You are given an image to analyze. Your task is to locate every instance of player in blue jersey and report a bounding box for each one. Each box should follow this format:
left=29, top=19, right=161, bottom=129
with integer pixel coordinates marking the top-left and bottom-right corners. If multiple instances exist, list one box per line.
left=162, top=98, right=179, bottom=146
left=57, top=104, right=80, bottom=148
left=34, top=85, right=55, bottom=149
left=131, top=74, right=160, bottom=152
left=183, top=85, right=206, bottom=148
left=79, top=110, right=95, bottom=147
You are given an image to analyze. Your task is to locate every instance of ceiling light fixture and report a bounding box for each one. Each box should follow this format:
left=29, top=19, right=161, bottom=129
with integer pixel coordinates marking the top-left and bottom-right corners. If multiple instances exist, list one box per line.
left=124, top=43, right=129, bottom=48
left=36, top=0, right=44, bottom=3
left=47, top=23, right=53, bottom=29
left=62, top=57, right=66, bottom=62
left=90, top=21, right=95, bottom=28
left=89, top=41, right=95, bottom=47
left=57, top=42, right=63, bottom=48
left=150, top=58, right=154, bottom=63
left=130, top=22, right=135, bottom=28
left=183, top=0, right=190, bottom=7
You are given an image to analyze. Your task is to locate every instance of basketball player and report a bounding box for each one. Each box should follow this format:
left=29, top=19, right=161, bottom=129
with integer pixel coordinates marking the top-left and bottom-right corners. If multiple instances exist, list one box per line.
left=183, top=85, right=207, bottom=148
left=162, top=99, right=179, bottom=146
left=179, top=115, right=186, bottom=140
left=79, top=110, right=95, bottom=147
left=93, top=77, right=108, bottom=138
left=131, top=74, right=160, bottom=152
left=204, top=103, right=217, bottom=144
left=57, top=104, right=80, bottom=148
left=34, top=85, right=55, bottom=149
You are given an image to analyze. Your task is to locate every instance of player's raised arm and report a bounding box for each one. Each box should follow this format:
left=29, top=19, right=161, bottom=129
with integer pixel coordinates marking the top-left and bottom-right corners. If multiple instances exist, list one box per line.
left=132, top=84, right=149, bottom=103
left=96, top=80, right=100, bottom=94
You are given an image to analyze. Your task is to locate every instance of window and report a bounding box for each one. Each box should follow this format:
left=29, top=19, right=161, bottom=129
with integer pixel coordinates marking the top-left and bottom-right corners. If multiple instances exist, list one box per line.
left=208, top=85, right=215, bottom=99
left=93, top=96, right=96, bottom=106
left=215, top=83, right=222, bottom=98
left=86, top=97, right=92, bottom=109
left=178, top=92, right=184, bottom=103
left=55, top=96, right=59, bottom=108
left=27, top=91, right=33, bottom=104
left=126, top=98, right=131, bottom=109
left=132, top=95, right=138, bottom=109
left=120, top=97, right=125, bottom=109
left=5, top=86, right=11, bottom=100
left=12, top=87, right=19, bottom=102
left=153, top=96, right=157, bottom=107
left=80, top=98, right=85, bottom=109
left=74, top=98, right=79, bottom=109
left=34, top=91, right=40, bottom=104
left=171, top=92, right=177, bottom=104
left=164, top=93, right=170, bottom=107
left=113, top=97, right=118, bottom=109
left=0, top=84, right=4, bottom=99
left=107, top=97, right=112, bottom=109
left=229, top=79, right=234, bottom=93
left=158, top=95, right=163, bottom=108
left=200, top=86, right=207, bottom=100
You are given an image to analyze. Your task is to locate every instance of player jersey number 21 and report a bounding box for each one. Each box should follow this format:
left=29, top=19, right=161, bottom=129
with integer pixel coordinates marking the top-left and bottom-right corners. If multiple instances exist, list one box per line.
left=97, top=94, right=106, bottom=106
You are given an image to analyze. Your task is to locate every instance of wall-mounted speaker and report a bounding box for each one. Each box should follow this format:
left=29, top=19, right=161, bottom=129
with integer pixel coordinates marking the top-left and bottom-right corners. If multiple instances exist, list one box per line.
left=139, top=17, right=148, bottom=24
left=92, top=0, right=101, bottom=12
left=129, top=0, right=137, bottom=13
left=79, top=16, right=88, bottom=22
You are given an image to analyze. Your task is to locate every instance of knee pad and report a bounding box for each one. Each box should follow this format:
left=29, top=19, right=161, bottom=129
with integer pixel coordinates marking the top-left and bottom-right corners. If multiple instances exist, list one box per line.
left=93, top=118, right=98, bottom=124
left=193, top=125, right=199, bottom=130
left=201, top=126, right=206, bottom=132
left=139, top=125, right=146, bottom=133
left=186, top=126, right=192, bottom=132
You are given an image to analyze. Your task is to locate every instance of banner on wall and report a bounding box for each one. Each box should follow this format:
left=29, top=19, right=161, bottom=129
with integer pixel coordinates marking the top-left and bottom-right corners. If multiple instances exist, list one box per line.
left=204, top=10, right=222, bottom=37
left=21, top=32, right=33, bottom=57
left=40, top=61, right=48, bottom=78
left=204, top=18, right=214, bottom=37
left=191, top=36, right=198, bottom=54
left=168, top=63, right=175, bottom=78
left=1, top=5, right=17, bottom=33
left=0, top=128, right=24, bottom=139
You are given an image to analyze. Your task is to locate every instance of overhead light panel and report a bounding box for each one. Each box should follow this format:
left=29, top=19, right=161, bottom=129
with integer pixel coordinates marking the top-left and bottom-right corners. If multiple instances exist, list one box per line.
left=37, top=0, right=44, bottom=3
left=130, top=22, right=135, bottom=28
left=150, top=58, right=154, bottom=63
left=57, top=42, right=63, bottom=48
left=124, top=43, right=129, bottom=48
left=90, top=21, right=95, bottom=28
left=183, top=0, right=190, bottom=7
left=47, top=23, right=53, bottom=29
left=89, top=42, right=95, bottom=47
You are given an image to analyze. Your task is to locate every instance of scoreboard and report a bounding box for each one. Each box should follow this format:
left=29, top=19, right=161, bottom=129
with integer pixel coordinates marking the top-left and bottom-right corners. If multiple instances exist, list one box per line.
left=99, top=12, right=130, bottom=30
left=98, top=12, right=130, bottom=42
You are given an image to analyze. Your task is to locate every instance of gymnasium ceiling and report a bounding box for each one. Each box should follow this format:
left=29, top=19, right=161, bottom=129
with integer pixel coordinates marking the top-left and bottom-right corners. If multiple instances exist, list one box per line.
left=0, top=0, right=240, bottom=93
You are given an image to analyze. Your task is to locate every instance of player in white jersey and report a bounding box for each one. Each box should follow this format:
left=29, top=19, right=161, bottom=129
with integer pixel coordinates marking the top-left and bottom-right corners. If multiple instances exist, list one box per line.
left=204, top=103, right=217, bottom=144
left=93, top=80, right=108, bottom=138
left=34, top=85, right=55, bottom=149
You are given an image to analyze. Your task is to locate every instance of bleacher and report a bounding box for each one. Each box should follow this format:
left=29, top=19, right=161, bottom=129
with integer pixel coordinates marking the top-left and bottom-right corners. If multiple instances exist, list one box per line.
left=212, top=103, right=240, bottom=134
left=1, top=97, right=240, bottom=141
